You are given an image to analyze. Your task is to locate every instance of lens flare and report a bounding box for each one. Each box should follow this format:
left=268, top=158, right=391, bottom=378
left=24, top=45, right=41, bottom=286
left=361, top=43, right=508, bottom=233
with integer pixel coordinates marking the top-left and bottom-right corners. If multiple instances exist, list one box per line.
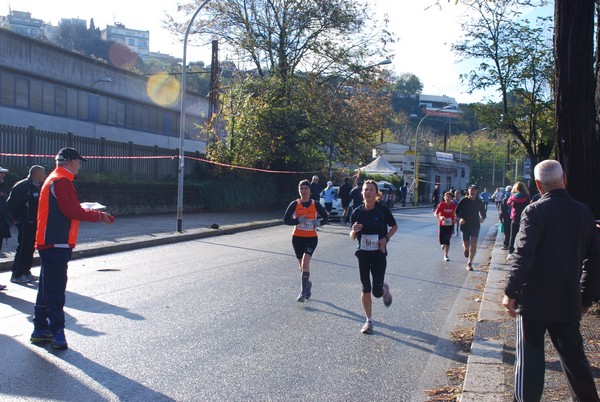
left=146, top=73, right=181, bottom=107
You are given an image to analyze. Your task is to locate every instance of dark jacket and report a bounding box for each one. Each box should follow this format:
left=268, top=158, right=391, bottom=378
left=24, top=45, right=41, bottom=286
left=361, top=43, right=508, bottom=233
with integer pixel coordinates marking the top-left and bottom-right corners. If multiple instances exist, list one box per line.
left=0, top=182, right=11, bottom=239
left=309, top=182, right=321, bottom=202
left=505, top=189, right=600, bottom=322
left=7, top=177, right=41, bottom=224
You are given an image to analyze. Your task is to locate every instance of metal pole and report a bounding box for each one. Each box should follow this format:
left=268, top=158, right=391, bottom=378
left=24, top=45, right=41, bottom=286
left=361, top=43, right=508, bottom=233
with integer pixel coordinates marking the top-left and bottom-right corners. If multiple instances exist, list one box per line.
left=177, top=0, right=211, bottom=233
left=413, top=105, right=453, bottom=206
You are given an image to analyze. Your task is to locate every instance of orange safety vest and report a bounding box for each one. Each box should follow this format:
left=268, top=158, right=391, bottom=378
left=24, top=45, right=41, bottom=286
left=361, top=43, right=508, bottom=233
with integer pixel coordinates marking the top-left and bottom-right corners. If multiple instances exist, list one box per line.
left=36, top=166, right=80, bottom=248
left=292, top=199, right=318, bottom=238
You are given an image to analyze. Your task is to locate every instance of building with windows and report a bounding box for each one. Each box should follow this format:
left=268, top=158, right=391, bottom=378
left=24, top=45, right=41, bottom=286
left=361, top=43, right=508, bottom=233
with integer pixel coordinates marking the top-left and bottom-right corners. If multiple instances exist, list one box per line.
left=0, top=28, right=208, bottom=152
left=102, top=23, right=149, bottom=56
left=372, top=142, right=472, bottom=204
left=0, top=10, right=46, bottom=39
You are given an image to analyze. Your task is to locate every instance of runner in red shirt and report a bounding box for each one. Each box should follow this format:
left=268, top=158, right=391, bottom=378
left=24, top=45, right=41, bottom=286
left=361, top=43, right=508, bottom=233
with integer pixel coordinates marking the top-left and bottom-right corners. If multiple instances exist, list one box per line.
left=434, top=192, right=457, bottom=262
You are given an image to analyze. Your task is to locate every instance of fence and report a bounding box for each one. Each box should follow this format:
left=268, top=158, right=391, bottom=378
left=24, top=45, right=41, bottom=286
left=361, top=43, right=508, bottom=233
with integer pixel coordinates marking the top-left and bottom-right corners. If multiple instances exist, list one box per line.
left=0, top=124, right=202, bottom=178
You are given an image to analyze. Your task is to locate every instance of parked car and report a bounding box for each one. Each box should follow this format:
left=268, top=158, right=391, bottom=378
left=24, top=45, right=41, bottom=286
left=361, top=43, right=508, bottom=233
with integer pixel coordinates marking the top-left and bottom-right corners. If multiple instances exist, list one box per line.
left=320, top=186, right=344, bottom=221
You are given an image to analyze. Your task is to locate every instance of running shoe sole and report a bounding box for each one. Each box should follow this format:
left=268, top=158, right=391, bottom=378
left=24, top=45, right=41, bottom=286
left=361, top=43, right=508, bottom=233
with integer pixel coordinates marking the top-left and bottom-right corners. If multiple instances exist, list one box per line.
left=361, top=321, right=373, bottom=334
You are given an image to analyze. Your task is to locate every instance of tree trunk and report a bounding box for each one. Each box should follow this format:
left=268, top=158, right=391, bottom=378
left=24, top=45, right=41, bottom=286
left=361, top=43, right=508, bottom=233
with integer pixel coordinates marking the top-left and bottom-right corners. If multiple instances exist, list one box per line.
left=554, top=0, right=600, bottom=217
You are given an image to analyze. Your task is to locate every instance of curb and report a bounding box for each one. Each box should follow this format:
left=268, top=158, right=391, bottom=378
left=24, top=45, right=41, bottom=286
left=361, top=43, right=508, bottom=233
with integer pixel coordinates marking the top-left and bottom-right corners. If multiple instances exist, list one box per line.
left=461, top=224, right=511, bottom=401
left=0, top=219, right=282, bottom=272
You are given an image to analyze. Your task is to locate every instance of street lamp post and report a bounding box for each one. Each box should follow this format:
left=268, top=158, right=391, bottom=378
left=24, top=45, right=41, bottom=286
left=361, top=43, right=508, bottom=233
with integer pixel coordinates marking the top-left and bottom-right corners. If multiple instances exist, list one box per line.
left=177, top=0, right=211, bottom=233
left=327, top=59, right=392, bottom=180
left=413, top=105, right=453, bottom=206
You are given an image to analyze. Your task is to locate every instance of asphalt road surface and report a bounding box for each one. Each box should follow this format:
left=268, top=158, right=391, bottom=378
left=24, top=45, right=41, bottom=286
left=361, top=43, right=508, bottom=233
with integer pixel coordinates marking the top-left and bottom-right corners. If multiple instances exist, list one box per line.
left=0, top=208, right=494, bottom=401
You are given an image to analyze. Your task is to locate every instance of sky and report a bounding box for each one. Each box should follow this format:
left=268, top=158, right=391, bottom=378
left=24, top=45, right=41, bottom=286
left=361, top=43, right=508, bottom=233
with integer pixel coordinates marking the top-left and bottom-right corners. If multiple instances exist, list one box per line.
left=0, top=0, right=552, bottom=104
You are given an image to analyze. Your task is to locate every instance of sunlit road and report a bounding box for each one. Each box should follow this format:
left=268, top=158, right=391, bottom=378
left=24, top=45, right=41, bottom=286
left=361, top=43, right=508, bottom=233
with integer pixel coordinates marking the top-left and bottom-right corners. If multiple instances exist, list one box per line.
left=0, top=208, right=495, bottom=401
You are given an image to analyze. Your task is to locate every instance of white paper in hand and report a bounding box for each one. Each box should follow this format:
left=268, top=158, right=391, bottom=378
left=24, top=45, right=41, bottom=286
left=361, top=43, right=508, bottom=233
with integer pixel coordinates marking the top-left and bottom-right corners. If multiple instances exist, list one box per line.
left=80, top=202, right=107, bottom=210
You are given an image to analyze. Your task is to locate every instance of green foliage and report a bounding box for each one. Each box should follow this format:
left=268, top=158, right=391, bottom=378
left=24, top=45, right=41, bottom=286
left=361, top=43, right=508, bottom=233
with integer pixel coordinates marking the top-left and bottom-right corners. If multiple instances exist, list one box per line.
left=452, top=0, right=555, bottom=168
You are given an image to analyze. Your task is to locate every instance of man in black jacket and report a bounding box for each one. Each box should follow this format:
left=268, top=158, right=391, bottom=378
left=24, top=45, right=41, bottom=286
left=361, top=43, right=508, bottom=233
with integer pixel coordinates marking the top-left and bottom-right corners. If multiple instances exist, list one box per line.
left=7, top=165, right=46, bottom=284
left=503, top=160, right=600, bottom=402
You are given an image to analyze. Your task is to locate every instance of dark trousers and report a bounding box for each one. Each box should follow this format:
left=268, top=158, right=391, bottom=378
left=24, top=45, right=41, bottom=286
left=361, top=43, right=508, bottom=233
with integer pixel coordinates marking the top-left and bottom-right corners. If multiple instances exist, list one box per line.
left=33, top=248, right=72, bottom=333
left=12, top=222, right=36, bottom=277
left=509, top=219, right=520, bottom=253
left=514, top=314, right=599, bottom=402
left=501, top=216, right=511, bottom=247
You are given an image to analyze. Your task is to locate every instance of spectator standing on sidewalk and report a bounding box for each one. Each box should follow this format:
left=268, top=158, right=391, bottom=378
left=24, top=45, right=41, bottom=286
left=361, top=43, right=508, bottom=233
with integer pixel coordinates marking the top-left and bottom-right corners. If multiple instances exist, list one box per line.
left=349, top=180, right=397, bottom=335
left=283, top=179, right=328, bottom=302
left=503, top=159, right=600, bottom=402
left=431, top=184, right=440, bottom=211
left=344, top=179, right=364, bottom=225
left=492, top=187, right=504, bottom=211
left=498, top=185, right=512, bottom=250
left=7, top=165, right=46, bottom=284
left=31, top=147, right=114, bottom=350
left=434, top=191, right=456, bottom=262
left=339, top=177, right=352, bottom=222
left=506, top=181, right=530, bottom=260
left=399, top=183, right=408, bottom=207
left=0, top=166, right=10, bottom=291
left=455, top=184, right=486, bottom=271
left=309, top=175, right=321, bottom=202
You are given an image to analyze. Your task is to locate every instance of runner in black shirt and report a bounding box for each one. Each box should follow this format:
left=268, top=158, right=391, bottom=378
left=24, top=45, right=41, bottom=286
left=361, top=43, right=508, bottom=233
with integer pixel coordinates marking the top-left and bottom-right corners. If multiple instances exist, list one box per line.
left=455, top=184, right=486, bottom=270
left=350, top=180, right=397, bottom=334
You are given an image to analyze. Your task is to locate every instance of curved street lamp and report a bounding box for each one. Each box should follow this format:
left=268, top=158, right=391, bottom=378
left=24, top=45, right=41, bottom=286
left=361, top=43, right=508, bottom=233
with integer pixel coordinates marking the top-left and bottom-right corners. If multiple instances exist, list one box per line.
left=177, top=0, right=211, bottom=232
left=413, top=104, right=454, bottom=206
left=327, top=59, right=392, bottom=180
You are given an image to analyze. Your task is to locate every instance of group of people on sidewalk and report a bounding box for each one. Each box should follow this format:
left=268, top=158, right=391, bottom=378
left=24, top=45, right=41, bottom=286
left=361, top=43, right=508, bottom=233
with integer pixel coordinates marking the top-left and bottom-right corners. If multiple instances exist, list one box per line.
left=0, top=148, right=114, bottom=350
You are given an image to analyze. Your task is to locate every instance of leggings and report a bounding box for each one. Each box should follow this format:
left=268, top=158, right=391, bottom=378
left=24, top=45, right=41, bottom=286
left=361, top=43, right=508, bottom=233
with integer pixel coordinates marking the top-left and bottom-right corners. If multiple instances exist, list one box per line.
left=356, top=250, right=387, bottom=297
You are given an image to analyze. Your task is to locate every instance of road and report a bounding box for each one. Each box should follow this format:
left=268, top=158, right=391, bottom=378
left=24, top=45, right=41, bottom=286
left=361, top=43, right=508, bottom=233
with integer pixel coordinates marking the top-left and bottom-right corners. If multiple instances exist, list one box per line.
left=0, top=208, right=495, bottom=401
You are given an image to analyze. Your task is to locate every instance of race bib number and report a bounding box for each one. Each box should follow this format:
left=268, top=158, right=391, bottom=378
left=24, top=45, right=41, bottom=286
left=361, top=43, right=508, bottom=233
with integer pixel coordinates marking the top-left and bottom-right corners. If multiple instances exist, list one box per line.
left=297, top=220, right=314, bottom=231
left=442, top=218, right=453, bottom=226
left=360, top=234, right=380, bottom=251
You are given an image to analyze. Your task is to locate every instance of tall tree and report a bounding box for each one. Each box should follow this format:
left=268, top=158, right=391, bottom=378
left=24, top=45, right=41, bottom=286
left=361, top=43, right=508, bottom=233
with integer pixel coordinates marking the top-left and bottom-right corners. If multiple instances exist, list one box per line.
left=451, top=0, right=554, bottom=189
left=554, top=0, right=599, bottom=215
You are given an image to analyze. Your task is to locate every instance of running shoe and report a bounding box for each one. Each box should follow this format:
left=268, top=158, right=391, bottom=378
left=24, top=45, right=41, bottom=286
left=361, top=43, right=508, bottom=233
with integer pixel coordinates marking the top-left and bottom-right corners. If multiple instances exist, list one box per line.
left=444, top=255, right=450, bottom=262
left=0, top=284, right=6, bottom=291
left=296, top=292, right=305, bottom=303
left=305, top=281, right=312, bottom=300
left=51, top=329, right=68, bottom=350
left=30, top=329, right=53, bottom=343
left=382, top=283, right=392, bottom=307
left=361, top=320, right=373, bottom=335
left=466, top=262, right=473, bottom=271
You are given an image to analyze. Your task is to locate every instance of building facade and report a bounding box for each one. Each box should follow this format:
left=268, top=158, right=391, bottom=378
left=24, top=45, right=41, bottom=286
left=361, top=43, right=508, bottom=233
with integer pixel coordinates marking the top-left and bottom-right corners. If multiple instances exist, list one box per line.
left=0, top=28, right=208, bottom=152
left=102, top=23, right=150, bottom=56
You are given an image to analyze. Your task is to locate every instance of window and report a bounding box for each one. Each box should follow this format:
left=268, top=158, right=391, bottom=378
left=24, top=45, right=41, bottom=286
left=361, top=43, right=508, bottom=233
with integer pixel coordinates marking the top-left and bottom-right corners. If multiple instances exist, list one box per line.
left=55, top=86, right=67, bottom=116
left=67, top=88, right=78, bottom=118
left=107, top=98, right=125, bottom=126
left=1, top=71, right=15, bottom=106
left=30, top=80, right=42, bottom=112
left=42, top=82, right=54, bottom=114
left=15, top=77, right=29, bottom=108
left=78, top=92, right=88, bottom=120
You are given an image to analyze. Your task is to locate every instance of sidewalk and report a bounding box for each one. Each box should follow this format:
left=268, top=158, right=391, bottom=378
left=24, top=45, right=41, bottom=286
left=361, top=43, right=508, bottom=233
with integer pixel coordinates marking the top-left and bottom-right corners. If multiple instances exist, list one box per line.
left=0, top=209, right=283, bottom=272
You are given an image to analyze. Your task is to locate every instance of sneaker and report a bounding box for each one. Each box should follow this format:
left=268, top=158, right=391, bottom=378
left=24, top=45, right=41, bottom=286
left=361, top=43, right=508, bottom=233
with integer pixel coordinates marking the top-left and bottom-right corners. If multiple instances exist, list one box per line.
left=382, top=283, right=392, bottom=307
left=466, top=262, right=473, bottom=271
left=463, top=249, right=469, bottom=258
left=506, top=254, right=515, bottom=261
left=361, top=320, right=374, bottom=335
left=501, top=246, right=509, bottom=250
left=10, top=275, right=32, bottom=284
left=25, top=274, right=38, bottom=281
left=51, top=329, right=68, bottom=350
left=444, top=255, right=450, bottom=262
left=0, top=284, right=6, bottom=291
left=296, top=292, right=305, bottom=303
left=305, top=281, right=312, bottom=300
left=30, top=329, right=53, bottom=343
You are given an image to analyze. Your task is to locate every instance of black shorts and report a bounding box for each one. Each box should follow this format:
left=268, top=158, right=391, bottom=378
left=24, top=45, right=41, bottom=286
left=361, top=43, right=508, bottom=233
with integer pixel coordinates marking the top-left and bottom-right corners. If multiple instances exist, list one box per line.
left=438, top=225, right=453, bottom=245
left=292, top=236, right=318, bottom=259
left=461, top=225, right=480, bottom=241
